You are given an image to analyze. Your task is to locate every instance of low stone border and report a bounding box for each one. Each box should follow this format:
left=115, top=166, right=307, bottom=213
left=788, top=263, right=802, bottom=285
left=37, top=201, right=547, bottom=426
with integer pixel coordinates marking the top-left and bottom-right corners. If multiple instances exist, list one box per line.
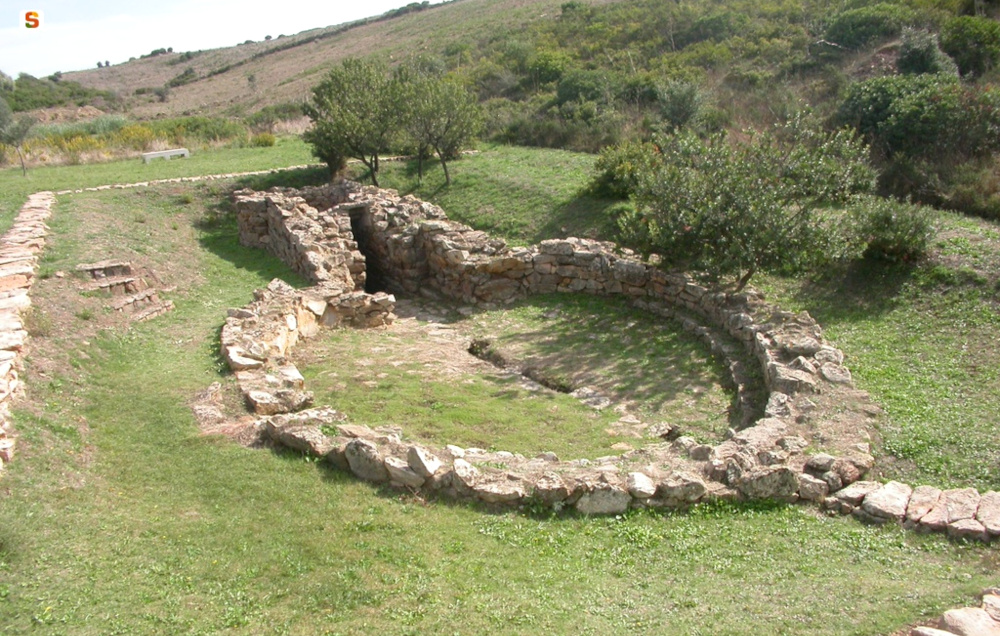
left=0, top=192, right=54, bottom=473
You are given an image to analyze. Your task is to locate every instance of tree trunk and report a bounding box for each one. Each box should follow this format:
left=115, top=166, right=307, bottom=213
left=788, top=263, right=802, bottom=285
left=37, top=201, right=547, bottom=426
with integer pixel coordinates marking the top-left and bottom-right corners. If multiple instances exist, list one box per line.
left=735, top=266, right=756, bottom=292
left=417, top=149, right=424, bottom=183
left=440, top=156, right=450, bottom=186
left=16, top=146, right=26, bottom=177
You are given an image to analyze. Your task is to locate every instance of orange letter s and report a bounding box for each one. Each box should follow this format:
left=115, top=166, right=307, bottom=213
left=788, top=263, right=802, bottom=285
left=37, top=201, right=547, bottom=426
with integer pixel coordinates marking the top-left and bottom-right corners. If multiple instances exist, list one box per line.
left=25, top=11, right=40, bottom=28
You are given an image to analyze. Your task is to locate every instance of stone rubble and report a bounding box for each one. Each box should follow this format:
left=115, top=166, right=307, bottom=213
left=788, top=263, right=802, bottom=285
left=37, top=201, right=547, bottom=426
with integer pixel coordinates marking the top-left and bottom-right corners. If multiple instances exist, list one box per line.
left=0, top=192, right=54, bottom=475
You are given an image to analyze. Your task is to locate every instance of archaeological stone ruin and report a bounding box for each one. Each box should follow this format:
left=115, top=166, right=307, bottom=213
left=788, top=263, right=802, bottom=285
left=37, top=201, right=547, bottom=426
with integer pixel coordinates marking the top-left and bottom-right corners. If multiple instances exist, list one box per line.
left=220, top=179, right=1000, bottom=542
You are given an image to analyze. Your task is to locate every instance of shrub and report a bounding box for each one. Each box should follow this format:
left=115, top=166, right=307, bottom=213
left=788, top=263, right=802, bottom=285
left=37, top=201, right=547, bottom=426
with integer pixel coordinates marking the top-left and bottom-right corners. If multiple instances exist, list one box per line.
left=590, top=140, right=661, bottom=198
left=625, top=119, right=876, bottom=289
left=940, top=16, right=1000, bottom=78
left=824, top=4, right=916, bottom=50
left=249, top=132, right=275, bottom=147
left=897, top=28, right=958, bottom=76
left=657, top=80, right=702, bottom=132
left=848, top=195, right=934, bottom=262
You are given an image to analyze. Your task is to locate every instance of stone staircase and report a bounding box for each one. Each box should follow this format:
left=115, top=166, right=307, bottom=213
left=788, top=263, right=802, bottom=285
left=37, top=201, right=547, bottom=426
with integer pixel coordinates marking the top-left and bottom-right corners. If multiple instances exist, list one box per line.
left=76, top=260, right=174, bottom=322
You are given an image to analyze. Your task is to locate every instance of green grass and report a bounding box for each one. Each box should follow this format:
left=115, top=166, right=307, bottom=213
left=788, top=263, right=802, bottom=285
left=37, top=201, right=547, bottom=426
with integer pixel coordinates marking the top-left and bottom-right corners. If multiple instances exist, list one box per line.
left=301, top=325, right=625, bottom=459
left=465, top=293, right=745, bottom=439
left=353, top=145, right=620, bottom=245
left=0, top=135, right=319, bottom=234
left=755, top=210, right=1000, bottom=491
left=0, top=152, right=998, bottom=634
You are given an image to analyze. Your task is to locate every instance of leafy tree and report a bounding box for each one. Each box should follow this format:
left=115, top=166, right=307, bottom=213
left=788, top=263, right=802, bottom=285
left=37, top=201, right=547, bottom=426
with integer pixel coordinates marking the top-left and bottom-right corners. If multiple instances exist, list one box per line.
left=0, top=96, right=35, bottom=176
left=824, top=4, right=915, bottom=50
left=940, top=16, right=1000, bottom=78
left=622, top=118, right=876, bottom=289
left=405, top=75, right=481, bottom=184
left=303, top=58, right=406, bottom=186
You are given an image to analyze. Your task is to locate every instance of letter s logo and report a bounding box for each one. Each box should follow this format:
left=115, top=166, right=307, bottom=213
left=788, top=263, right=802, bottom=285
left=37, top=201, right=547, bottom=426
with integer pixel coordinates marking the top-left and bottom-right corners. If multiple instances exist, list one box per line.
left=25, top=11, right=40, bottom=28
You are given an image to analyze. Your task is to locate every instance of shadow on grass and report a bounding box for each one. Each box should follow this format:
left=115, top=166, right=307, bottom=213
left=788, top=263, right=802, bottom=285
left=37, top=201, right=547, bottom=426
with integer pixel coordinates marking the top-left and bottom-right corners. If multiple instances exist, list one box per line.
left=230, top=165, right=331, bottom=191
left=195, top=212, right=310, bottom=289
left=792, top=258, right=917, bottom=324
left=531, top=193, right=622, bottom=244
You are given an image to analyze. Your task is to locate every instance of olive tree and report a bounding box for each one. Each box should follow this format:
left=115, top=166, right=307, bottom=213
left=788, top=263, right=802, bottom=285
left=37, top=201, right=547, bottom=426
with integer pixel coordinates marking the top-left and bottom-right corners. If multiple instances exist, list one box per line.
left=622, top=118, right=876, bottom=290
left=303, top=58, right=406, bottom=186
left=406, top=75, right=480, bottom=185
left=0, top=96, right=34, bottom=176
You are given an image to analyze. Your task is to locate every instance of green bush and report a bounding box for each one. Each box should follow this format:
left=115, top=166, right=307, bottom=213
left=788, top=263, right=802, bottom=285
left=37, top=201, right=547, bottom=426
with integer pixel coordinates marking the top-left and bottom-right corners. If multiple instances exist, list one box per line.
left=148, top=116, right=247, bottom=144
left=824, top=4, right=916, bottom=50
left=848, top=195, right=934, bottom=262
left=249, top=132, right=276, bottom=147
left=167, top=67, right=197, bottom=88
left=897, top=28, right=958, bottom=76
left=590, top=140, right=661, bottom=198
left=657, top=80, right=702, bottom=132
left=624, top=119, right=876, bottom=289
left=940, top=16, right=1000, bottom=78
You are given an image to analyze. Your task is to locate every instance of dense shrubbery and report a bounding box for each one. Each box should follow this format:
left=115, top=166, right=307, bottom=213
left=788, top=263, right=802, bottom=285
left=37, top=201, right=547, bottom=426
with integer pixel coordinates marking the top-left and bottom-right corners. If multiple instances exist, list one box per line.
left=896, top=28, right=958, bottom=76
left=612, top=118, right=877, bottom=288
left=847, top=195, right=934, bottom=262
left=0, top=74, right=115, bottom=112
left=940, top=16, right=1000, bottom=78
left=823, top=4, right=916, bottom=50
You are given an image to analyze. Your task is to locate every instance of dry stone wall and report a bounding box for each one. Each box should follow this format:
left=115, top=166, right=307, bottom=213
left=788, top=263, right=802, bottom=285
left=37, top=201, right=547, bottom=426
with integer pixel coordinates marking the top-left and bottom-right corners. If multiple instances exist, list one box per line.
left=0, top=192, right=54, bottom=474
left=228, top=180, right=1000, bottom=554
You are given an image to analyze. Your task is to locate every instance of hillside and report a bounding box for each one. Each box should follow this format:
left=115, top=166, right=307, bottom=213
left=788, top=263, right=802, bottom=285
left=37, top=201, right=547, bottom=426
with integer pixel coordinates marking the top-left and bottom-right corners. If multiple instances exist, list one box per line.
left=61, top=0, right=623, bottom=118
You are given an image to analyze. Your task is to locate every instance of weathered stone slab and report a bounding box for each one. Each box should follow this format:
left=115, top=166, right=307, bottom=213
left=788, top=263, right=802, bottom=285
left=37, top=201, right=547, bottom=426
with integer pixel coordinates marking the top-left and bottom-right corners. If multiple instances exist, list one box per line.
left=948, top=518, right=989, bottom=542
left=983, top=594, right=1000, bottom=623
left=656, top=471, right=707, bottom=505
left=576, top=484, right=631, bottom=515
left=797, top=473, right=829, bottom=502
left=626, top=472, right=657, bottom=499
left=911, top=628, right=962, bottom=636
left=942, top=607, right=1000, bottom=636
left=407, top=445, right=443, bottom=478
left=345, top=439, right=389, bottom=483
left=976, top=491, right=1000, bottom=536
left=533, top=472, right=570, bottom=504
left=736, top=466, right=799, bottom=500
left=384, top=456, right=425, bottom=489
left=474, top=478, right=527, bottom=504
left=861, top=481, right=913, bottom=521
left=834, top=481, right=881, bottom=506
left=451, top=458, right=479, bottom=494
left=906, top=486, right=942, bottom=525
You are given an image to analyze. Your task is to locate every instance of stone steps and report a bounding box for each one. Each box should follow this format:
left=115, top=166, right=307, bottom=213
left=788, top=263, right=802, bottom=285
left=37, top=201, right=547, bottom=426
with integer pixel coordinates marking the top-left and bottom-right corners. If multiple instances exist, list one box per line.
left=78, top=261, right=173, bottom=322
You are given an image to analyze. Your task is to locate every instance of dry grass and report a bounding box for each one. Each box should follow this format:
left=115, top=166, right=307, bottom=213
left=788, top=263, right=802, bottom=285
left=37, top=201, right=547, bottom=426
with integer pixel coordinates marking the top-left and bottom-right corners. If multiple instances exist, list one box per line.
left=60, top=0, right=629, bottom=118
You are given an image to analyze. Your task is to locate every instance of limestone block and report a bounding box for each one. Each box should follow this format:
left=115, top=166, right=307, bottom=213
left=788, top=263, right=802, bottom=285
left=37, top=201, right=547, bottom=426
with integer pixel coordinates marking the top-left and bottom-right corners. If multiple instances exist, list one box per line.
left=345, top=439, right=390, bottom=483
left=942, top=608, right=1000, bottom=636
left=911, top=628, right=961, bottom=636
left=906, top=486, right=942, bottom=525
left=407, top=446, right=443, bottom=478
left=834, top=481, right=881, bottom=506
left=474, top=478, right=527, bottom=504
left=385, top=456, right=426, bottom=489
left=451, top=458, right=479, bottom=495
left=576, top=483, right=631, bottom=515
left=797, top=473, right=829, bottom=502
left=976, top=491, right=1000, bottom=536
left=819, top=363, right=853, bottom=384
left=656, top=471, right=707, bottom=505
left=861, top=481, right=913, bottom=522
left=948, top=518, right=989, bottom=542
left=736, top=465, right=799, bottom=500
left=983, top=595, right=1000, bottom=622
left=533, top=472, right=571, bottom=505
left=626, top=472, right=657, bottom=499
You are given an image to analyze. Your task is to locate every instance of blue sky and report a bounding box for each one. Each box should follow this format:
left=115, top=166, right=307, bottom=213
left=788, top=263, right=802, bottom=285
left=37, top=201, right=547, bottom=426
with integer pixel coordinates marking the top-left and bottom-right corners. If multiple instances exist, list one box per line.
left=1, top=1, right=441, bottom=78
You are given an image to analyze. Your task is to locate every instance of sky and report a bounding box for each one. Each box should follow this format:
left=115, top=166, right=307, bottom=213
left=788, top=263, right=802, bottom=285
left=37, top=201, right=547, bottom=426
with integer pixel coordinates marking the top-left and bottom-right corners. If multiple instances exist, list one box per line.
left=0, top=0, right=442, bottom=78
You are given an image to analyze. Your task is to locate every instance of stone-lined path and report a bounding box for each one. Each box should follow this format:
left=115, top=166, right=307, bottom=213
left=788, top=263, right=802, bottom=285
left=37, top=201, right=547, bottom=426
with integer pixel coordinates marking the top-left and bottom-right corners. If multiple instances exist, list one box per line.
left=3, top=169, right=998, bottom=636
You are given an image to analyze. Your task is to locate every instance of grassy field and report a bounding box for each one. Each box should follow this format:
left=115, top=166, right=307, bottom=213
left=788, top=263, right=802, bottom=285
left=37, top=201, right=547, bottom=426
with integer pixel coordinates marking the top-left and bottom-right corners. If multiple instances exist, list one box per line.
left=0, top=135, right=320, bottom=233
left=351, top=145, right=621, bottom=245
left=0, top=179, right=996, bottom=636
